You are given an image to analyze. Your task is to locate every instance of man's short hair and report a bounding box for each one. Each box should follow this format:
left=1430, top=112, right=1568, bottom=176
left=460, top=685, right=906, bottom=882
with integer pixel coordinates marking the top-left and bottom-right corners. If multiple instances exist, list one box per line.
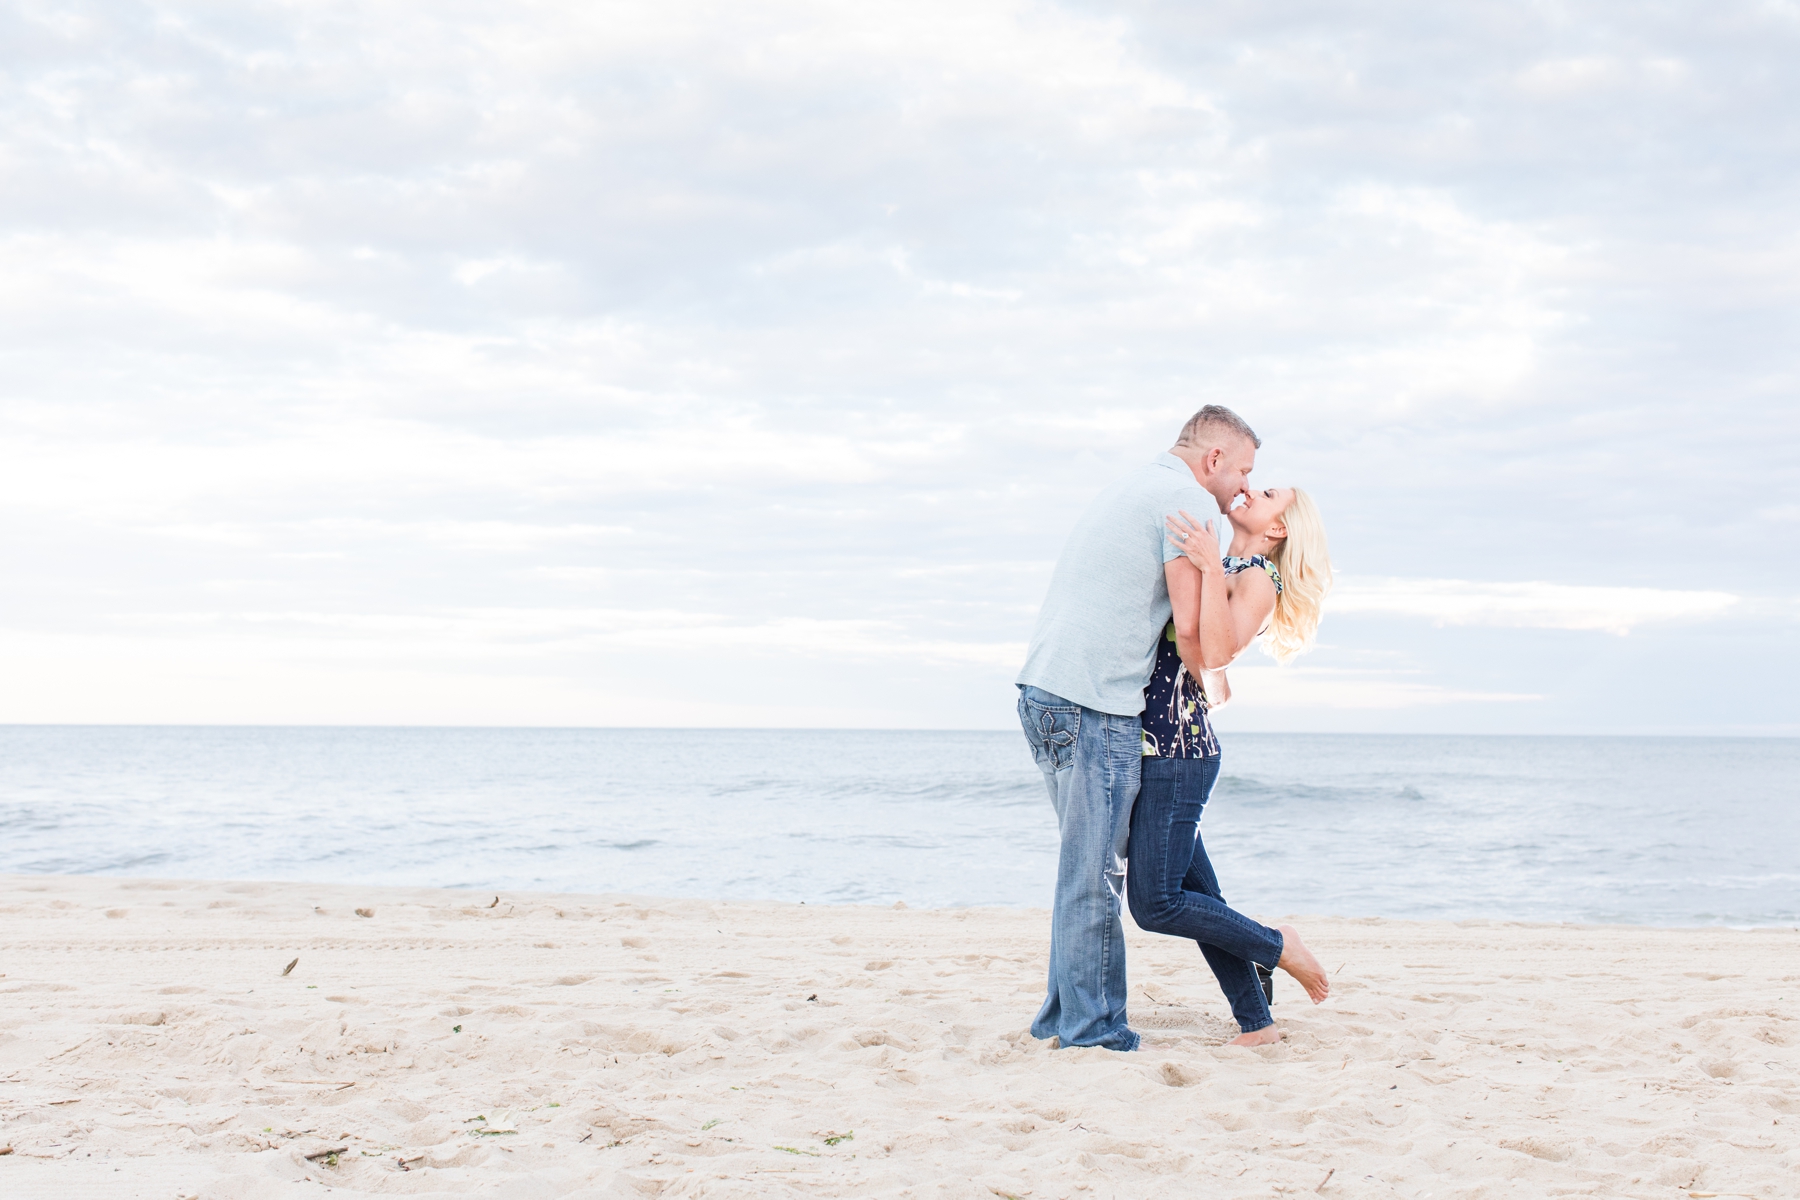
left=1175, top=405, right=1261, bottom=450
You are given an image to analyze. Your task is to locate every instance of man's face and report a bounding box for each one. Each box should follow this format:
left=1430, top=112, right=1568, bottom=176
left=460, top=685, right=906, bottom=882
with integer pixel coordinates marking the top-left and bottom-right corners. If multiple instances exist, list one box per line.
left=1206, top=439, right=1257, bottom=512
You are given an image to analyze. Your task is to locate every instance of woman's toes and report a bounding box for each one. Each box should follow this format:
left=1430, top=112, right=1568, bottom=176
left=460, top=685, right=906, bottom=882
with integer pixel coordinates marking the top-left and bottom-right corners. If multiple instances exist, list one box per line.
left=1276, top=925, right=1331, bottom=1003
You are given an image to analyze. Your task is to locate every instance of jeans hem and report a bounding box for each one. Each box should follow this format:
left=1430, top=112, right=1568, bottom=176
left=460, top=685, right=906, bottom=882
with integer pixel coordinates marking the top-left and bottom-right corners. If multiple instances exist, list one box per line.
left=1035, top=1027, right=1139, bottom=1052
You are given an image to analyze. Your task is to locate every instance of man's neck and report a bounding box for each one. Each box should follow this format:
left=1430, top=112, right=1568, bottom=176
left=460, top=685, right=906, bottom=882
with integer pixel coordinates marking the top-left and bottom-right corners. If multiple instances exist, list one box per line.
left=1167, top=446, right=1230, bottom=513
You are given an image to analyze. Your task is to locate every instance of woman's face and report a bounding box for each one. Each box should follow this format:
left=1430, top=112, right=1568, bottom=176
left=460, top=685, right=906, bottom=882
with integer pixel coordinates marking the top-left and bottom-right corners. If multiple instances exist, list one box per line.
left=1229, top=486, right=1296, bottom=543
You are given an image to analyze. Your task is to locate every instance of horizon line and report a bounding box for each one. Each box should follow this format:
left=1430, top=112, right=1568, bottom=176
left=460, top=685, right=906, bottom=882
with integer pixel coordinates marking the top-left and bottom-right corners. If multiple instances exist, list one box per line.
left=0, top=723, right=1795, bottom=739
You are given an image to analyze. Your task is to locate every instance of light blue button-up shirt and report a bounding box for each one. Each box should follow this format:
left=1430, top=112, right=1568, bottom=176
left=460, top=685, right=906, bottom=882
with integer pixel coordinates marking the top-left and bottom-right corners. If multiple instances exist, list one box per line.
left=1016, top=453, right=1221, bottom=716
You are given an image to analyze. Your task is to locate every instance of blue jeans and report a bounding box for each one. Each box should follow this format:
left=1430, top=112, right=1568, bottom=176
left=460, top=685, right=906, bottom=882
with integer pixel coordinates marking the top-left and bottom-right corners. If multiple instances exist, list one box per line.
left=1017, top=685, right=1141, bottom=1052
left=1127, top=754, right=1284, bottom=1034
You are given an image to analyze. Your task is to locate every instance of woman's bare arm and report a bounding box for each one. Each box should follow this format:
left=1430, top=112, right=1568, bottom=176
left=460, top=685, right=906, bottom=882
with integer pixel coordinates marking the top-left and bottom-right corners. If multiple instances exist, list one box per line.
left=1167, top=510, right=1278, bottom=667
left=1167, top=558, right=1241, bottom=706
left=1196, top=548, right=1236, bottom=669
left=1163, top=558, right=1208, bottom=679
left=1222, top=568, right=1278, bottom=660
left=1163, top=513, right=1235, bottom=670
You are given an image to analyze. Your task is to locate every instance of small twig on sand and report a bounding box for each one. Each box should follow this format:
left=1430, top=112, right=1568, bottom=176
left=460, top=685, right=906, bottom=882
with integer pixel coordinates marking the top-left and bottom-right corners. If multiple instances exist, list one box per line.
left=489, top=896, right=500, bottom=908
left=46, top=1037, right=99, bottom=1063
left=1316, top=1168, right=1335, bottom=1192
left=303, top=1146, right=348, bottom=1161
left=282, top=958, right=298, bottom=976
left=396, top=1154, right=424, bottom=1171
left=578, top=1132, right=594, bottom=1144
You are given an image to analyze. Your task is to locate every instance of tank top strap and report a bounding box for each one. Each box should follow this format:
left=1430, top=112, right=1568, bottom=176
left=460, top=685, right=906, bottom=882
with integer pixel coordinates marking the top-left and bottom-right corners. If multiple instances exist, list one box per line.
left=1222, top=554, right=1283, bottom=595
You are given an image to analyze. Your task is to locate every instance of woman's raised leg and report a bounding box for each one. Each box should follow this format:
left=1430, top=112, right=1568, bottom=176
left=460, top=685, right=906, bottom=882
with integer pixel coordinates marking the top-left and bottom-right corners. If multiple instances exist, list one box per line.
left=1183, top=802, right=1331, bottom=1005
left=1181, top=821, right=1278, bottom=1039
left=1127, top=756, right=1285, bottom=1035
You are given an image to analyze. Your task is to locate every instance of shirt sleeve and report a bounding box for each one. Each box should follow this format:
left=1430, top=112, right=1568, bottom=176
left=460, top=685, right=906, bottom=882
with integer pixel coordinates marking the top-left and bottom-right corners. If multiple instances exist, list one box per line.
left=1160, top=486, right=1224, bottom=564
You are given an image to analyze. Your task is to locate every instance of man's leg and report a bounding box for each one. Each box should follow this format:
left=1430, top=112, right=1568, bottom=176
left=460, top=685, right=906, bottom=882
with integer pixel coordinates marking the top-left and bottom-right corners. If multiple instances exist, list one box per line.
left=1019, top=685, right=1141, bottom=1052
left=1018, top=687, right=1071, bottom=1035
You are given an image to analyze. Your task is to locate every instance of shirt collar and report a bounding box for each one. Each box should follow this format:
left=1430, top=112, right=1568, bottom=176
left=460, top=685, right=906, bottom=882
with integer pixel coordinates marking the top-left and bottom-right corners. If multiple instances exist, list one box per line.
left=1156, top=451, right=1199, bottom=483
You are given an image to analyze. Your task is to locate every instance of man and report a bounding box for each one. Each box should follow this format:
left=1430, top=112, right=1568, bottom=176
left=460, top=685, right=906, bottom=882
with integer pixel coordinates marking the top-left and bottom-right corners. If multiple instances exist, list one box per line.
left=1015, top=405, right=1261, bottom=1050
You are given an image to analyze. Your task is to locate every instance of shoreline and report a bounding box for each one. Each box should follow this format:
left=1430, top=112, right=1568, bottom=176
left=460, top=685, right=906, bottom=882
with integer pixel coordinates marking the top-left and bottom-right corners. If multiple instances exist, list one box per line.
left=5, top=870, right=1793, bottom=932
left=2, top=874, right=1795, bottom=1197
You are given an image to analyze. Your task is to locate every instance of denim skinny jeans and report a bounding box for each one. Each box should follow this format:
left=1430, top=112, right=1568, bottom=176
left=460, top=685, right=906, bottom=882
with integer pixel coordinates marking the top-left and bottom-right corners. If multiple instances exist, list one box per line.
left=1017, top=685, right=1141, bottom=1052
left=1127, top=754, right=1284, bottom=1034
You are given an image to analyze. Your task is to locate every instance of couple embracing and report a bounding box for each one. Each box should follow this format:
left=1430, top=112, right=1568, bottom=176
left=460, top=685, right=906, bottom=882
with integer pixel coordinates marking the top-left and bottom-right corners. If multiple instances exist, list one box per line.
left=1016, top=405, right=1333, bottom=1051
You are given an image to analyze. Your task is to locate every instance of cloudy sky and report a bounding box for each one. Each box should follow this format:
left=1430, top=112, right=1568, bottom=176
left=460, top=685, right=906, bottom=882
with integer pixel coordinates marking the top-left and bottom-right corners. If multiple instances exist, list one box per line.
left=2, top=0, right=1797, bottom=733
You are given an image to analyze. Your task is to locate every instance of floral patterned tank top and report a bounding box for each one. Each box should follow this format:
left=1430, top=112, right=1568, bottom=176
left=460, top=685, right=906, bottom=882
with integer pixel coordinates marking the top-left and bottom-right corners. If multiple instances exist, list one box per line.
left=1140, top=556, right=1283, bottom=759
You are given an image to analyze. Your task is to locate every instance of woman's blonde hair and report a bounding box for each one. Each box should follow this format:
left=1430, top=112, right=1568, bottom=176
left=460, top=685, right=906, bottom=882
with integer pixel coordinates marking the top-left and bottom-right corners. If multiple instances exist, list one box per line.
left=1264, top=488, right=1331, bottom=664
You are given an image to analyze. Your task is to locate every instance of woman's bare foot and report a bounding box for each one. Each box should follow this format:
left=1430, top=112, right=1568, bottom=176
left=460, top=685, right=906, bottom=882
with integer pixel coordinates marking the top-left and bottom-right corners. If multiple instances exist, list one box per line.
left=1275, top=925, right=1330, bottom=1003
left=1228, top=1026, right=1282, bottom=1047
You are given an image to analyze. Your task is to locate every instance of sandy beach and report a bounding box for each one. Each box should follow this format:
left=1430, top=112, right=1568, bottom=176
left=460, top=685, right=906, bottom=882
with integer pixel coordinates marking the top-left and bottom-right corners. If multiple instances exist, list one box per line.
left=1, top=875, right=1795, bottom=1199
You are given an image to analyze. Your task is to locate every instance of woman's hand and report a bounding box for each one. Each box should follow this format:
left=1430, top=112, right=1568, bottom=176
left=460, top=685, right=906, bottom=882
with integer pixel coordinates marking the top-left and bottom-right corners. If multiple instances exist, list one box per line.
left=1201, top=669, right=1231, bottom=709
left=1165, top=510, right=1221, bottom=573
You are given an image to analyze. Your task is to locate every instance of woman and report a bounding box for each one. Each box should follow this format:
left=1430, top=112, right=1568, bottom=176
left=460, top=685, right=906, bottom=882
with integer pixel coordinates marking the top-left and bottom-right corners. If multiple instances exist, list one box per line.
left=1127, top=486, right=1333, bottom=1046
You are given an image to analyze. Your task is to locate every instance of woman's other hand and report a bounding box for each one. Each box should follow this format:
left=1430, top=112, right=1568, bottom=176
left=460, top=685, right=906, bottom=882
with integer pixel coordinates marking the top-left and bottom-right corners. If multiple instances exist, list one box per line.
left=1201, top=669, right=1231, bottom=709
left=1165, top=510, right=1221, bottom=573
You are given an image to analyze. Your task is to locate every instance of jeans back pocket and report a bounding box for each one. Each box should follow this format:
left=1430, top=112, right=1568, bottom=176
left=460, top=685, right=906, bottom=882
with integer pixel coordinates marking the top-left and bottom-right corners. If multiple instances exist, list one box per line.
left=1019, top=691, right=1081, bottom=773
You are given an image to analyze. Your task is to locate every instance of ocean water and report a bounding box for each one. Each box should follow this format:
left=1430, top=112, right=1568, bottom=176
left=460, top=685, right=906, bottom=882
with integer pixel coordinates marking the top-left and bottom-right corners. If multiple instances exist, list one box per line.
left=0, top=727, right=1794, bottom=927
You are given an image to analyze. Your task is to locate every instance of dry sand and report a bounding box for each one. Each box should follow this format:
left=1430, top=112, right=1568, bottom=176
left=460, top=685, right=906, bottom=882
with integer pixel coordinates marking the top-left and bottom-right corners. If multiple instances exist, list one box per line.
left=1, top=875, right=1795, bottom=1199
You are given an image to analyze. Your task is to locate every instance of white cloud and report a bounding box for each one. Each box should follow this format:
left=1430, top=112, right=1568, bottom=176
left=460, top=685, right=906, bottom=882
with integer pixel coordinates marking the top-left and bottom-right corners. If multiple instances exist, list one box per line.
left=0, top=0, right=1795, bottom=729
left=59, top=606, right=1027, bottom=668
left=1328, top=578, right=1740, bottom=636
left=0, top=611, right=1025, bottom=725
left=1515, top=57, right=1626, bottom=97
left=145, top=520, right=637, bottom=551
left=1218, top=667, right=1538, bottom=711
